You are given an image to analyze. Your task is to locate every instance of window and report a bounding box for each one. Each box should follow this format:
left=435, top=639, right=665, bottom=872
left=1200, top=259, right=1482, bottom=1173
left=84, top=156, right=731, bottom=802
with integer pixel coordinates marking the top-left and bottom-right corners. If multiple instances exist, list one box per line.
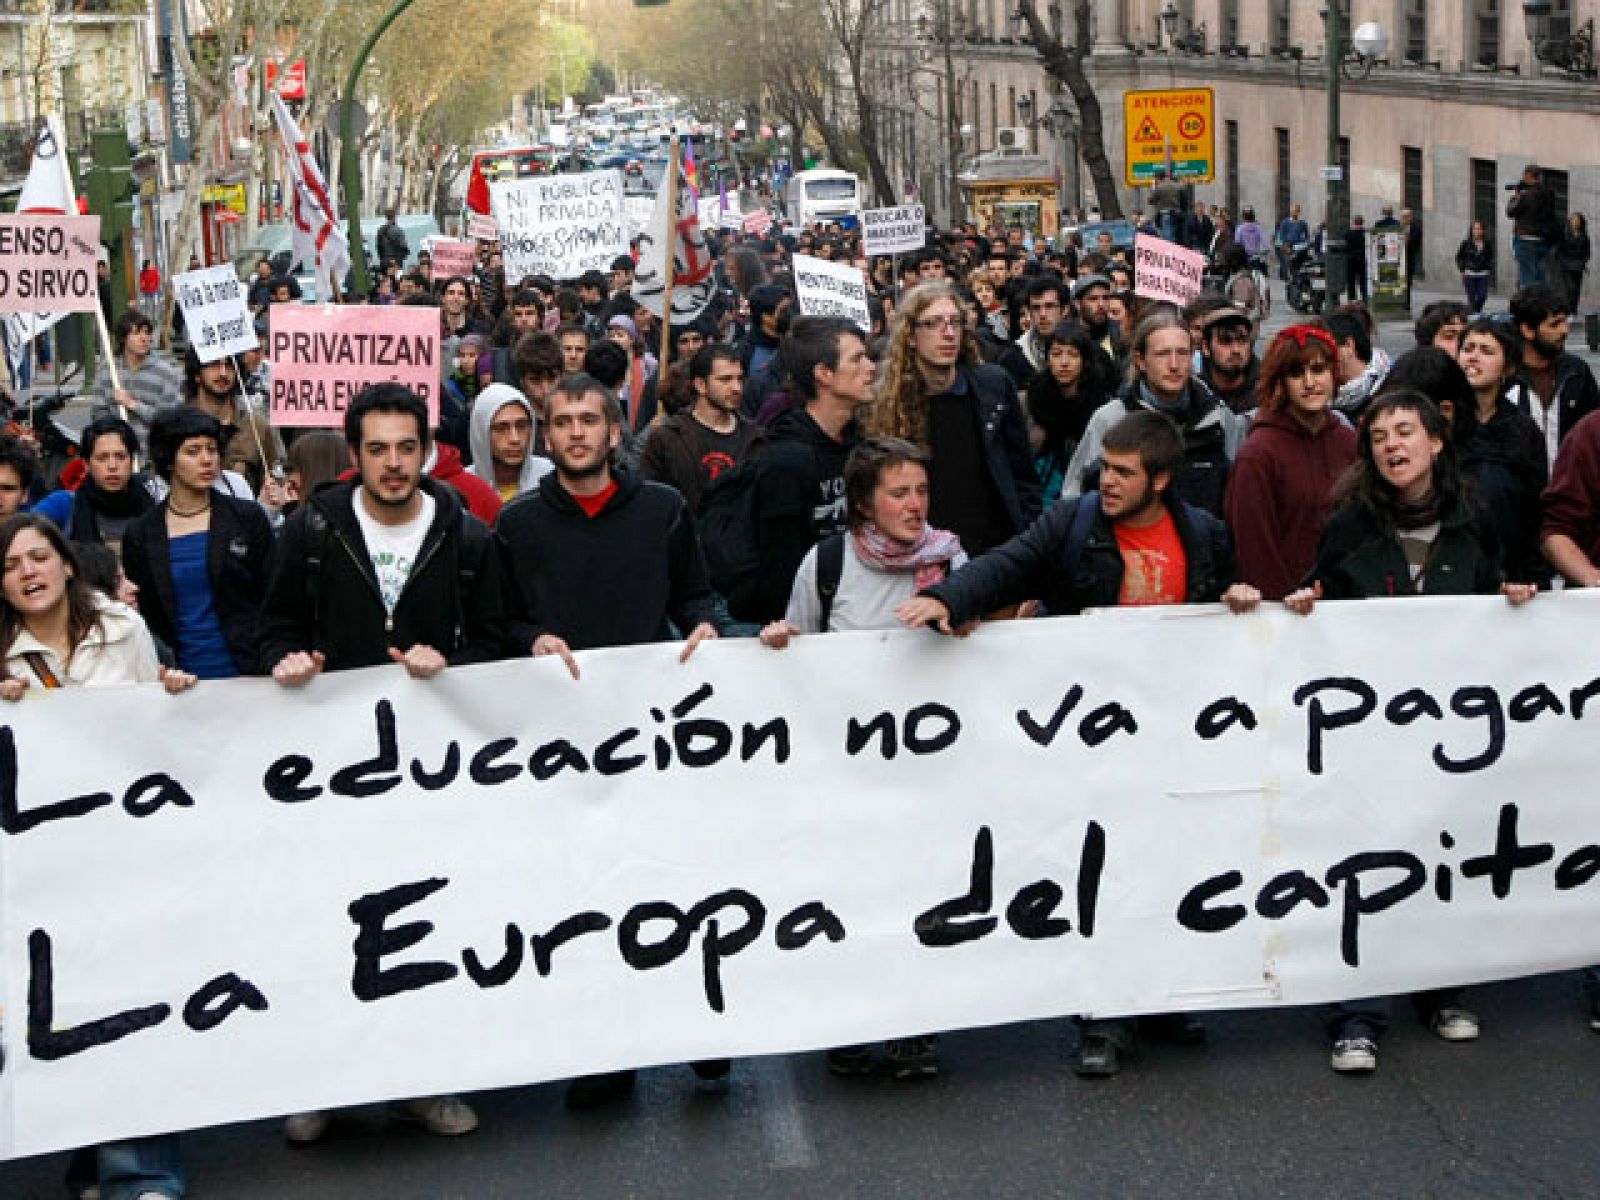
left=1270, top=0, right=1291, bottom=52
left=1546, top=168, right=1570, bottom=224
left=1471, top=158, right=1499, bottom=282
left=1220, top=0, right=1240, bottom=49
left=1399, top=0, right=1427, bottom=63
left=1276, top=128, right=1291, bottom=222
left=1550, top=0, right=1573, bottom=43
left=1403, top=147, right=1424, bottom=278
left=1470, top=0, right=1501, bottom=68
left=1226, top=120, right=1239, bottom=218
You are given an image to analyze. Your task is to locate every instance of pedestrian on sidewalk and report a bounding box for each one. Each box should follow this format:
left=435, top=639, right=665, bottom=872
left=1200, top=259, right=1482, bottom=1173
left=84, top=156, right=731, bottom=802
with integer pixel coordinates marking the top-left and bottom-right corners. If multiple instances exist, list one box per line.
left=1455, top=220, right=1495, bottom=313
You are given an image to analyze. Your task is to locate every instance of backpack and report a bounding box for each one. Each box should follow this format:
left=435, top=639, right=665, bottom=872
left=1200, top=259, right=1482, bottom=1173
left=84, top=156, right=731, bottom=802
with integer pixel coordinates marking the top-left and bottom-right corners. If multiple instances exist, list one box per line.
left=695, top=459, right=766, bottom=616
left=815, top=532, right=846, bottom=629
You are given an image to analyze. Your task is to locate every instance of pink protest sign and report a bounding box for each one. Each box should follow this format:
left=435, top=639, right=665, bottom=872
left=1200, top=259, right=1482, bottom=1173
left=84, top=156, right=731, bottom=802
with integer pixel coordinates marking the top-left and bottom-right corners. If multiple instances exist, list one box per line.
left=268, top=305, right=440, bottom=429
left=430, top=239, right=477, bottom=280
left=1134, top=233, right=1206, bottom=304
left=743, top=208, right=773, bottom=237
left=0, top=215, right=101, bottom=314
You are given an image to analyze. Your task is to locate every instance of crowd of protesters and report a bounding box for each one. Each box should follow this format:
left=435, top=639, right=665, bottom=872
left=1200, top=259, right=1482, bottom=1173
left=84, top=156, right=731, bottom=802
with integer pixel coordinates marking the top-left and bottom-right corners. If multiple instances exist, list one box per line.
left=6, top=199, right=1600, bottom=1200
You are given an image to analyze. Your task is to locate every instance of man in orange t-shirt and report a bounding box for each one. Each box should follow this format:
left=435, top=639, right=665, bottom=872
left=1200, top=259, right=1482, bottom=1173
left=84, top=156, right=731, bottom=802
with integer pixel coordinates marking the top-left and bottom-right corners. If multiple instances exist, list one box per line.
left=899, top=409, right=1262, bottom=1079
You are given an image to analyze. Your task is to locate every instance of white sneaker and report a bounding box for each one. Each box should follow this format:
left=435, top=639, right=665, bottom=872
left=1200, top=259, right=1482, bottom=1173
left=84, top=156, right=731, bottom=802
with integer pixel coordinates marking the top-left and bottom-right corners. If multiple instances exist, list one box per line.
left=1330, top=1036, right=1377, bottom=1072
left=1431, top=1006, right=1480, bottom=1042
left=283, top=1110, right=331, bottom=1144
left=388, top=1094, right=479, bottom=1136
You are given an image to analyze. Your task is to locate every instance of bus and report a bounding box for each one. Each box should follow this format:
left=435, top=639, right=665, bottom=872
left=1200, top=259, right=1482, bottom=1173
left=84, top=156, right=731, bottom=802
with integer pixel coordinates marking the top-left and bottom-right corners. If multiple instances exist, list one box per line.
left=785, top=168, right=863, bottom=229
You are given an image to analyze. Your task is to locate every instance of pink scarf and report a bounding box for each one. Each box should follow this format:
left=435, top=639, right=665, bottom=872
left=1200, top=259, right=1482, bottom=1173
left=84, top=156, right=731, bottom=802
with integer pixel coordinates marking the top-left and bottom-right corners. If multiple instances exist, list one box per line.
left=852, top=523, right=963, bottom=591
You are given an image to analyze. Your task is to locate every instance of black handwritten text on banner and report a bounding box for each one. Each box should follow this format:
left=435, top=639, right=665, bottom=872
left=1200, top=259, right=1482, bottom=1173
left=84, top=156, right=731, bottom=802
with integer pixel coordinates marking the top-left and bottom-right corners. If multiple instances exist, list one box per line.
left=1, top=594, right=1598, bottom=1157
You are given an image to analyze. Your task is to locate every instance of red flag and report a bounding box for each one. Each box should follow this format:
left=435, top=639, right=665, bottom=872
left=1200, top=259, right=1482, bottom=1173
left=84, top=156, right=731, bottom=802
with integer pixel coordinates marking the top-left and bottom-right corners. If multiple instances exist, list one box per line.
left=466, top=157, right=491, bottom=215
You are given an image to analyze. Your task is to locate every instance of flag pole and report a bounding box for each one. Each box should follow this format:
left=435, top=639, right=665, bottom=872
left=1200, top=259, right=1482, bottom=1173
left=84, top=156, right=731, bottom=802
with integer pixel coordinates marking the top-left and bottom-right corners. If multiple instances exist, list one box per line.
left=659, top=134, right=680, bottom=373
left=45, top=115, right=124, bottom=413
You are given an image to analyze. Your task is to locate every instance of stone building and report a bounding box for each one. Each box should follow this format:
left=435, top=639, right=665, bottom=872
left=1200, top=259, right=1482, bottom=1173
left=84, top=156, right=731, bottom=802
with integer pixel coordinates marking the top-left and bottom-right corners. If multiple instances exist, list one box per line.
left=872, top=0, right=1600, bottom=300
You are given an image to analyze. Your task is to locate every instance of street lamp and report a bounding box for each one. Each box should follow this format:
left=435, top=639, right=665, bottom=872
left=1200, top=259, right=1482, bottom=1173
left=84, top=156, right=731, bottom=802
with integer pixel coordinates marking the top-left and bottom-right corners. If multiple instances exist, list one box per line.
left=1320, top=6, right=1386, bottom=315
left=1524, top=1, right=1597, bottom=75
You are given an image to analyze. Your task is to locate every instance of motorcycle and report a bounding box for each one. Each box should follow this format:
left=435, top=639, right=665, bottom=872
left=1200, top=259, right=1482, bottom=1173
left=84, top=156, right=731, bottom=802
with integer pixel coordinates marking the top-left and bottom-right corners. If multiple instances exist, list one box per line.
left=1285, top=243, right=1326, bottom=314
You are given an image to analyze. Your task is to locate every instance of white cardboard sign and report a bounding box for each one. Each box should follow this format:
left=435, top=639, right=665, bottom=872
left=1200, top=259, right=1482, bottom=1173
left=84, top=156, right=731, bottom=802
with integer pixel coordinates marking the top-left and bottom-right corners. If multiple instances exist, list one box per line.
left=173, top=264, right=258, bottom=363
left=861, top=205, right=927, bottom=256
left=490, top=171, right=628, bottom=281
left=792, top=253, right=871, bottom=328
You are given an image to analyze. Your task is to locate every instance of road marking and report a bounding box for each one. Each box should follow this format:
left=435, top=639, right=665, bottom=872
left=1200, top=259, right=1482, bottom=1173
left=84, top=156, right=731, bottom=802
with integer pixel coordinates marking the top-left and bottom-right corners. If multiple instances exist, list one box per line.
left=757, top=1056, right=818, bottom=1171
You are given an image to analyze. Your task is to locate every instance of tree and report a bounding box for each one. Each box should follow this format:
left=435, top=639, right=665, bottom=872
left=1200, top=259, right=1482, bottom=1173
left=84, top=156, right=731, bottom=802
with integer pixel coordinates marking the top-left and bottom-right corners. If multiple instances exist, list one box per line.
left=1013, top=0, right=1123, bottom=220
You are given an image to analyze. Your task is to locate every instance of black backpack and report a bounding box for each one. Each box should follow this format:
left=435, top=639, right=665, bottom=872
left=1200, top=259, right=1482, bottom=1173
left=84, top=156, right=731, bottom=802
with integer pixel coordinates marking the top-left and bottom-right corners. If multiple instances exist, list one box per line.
left=695, top=459, right=765, bottom=616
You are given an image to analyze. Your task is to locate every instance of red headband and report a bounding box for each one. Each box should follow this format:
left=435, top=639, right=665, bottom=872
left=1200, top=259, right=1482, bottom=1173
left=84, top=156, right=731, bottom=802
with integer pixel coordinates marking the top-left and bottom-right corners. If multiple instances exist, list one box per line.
left=1277, top=324, right=1338, bottom=355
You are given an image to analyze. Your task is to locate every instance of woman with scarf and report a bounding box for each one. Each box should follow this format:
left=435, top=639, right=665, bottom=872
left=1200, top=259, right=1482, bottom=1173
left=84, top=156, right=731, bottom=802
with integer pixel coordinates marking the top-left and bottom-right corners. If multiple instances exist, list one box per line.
left=759, top=437, right=964, bottom=1083
left=1286, top=387, right=1536, bottom=1076
left=34, top=415, right=161, bottom=558
left=1024, top=323, right=1115, bottom=505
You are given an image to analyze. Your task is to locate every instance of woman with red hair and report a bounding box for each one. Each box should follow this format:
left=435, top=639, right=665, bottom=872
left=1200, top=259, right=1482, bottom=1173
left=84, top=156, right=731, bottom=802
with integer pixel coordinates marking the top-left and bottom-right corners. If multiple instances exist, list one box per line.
left=1223, top=324, right=1359, bottom=599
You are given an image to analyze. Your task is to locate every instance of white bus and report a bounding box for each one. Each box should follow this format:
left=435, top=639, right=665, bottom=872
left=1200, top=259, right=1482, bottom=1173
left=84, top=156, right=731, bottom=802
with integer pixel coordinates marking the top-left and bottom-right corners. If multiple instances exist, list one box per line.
left=785, top=168, right=863, bottom=229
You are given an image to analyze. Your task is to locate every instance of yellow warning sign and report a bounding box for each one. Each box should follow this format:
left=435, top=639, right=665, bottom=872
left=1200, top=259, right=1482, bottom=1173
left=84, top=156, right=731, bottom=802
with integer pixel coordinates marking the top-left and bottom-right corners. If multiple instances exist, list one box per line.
left=1123, top=87, right=1215, bottom=186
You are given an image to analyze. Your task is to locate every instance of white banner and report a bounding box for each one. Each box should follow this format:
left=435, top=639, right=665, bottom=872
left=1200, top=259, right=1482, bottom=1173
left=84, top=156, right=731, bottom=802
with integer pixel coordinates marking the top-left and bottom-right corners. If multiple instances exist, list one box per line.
left=490, top=171, right=628, bottom=281
left=3, top=595, right=1600, bottom=1158
left=173, top=264, right=258, bottom=364
left=861, top=204, right=927, bottom=257
left=792, top=253, right=871, bottom=328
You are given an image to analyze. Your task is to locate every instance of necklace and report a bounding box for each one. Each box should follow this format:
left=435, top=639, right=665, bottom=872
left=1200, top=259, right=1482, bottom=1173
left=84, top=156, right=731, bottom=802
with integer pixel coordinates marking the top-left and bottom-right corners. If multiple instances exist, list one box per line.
left=167, top=498, right=212, bottom=519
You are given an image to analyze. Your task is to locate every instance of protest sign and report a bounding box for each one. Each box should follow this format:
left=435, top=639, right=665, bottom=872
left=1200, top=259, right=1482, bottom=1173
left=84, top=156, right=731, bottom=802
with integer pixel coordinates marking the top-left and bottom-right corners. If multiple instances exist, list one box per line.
left=743, top=208, right=773, bottom=237
left=0, top=215, right=100, bottom=315
left=466, top=212, right=498, bottom=242
left=623, top=195, right=655, bottom=240
left=1134, top=232, right=1207, bottom=303
left=861, top=205, right=927, bottom=257
left=697, top=195, right=724, bottom=238
left=429, top=238, right=477, bottom=281
left=172, top=264, right=258, bottom=364
left=792, top=253, right=870, bottom=327
left=490, top=171, right=628, bottom=280
left=267, top=304, right=439, bottom=428
left=720, top=207, right=745, bottom=232
left=4, top=593, right=1598, bottom=1158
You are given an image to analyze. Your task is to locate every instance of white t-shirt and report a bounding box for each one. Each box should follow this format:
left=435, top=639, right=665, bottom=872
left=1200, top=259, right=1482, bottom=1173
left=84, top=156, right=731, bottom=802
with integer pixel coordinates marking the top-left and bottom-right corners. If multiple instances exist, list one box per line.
left=352, top=490, right=436, bottom=614
left=785, top=537, right=967, bottom=633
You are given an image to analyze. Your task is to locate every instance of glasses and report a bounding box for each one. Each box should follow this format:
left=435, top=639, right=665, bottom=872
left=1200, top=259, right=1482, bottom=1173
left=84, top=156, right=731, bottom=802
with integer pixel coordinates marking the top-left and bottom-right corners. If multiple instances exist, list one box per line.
left=914, top=315, right=963, bottom=333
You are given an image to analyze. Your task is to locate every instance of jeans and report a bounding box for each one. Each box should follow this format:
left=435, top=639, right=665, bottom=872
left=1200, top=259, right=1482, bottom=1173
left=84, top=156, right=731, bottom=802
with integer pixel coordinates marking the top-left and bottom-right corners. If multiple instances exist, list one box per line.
left=1514, top=236, right=1550, bottom=289
left=1328, top=988, right=1463, bottom=1042
left=1464, top=273, right=1491, bottom=313
left=67, top=1136, right=187, bottom=1200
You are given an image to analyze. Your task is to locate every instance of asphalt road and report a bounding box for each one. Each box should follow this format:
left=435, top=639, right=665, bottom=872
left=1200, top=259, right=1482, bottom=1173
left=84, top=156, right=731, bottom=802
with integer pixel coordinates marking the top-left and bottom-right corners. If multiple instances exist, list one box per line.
left=3, top=971, right=1599, bottom=1198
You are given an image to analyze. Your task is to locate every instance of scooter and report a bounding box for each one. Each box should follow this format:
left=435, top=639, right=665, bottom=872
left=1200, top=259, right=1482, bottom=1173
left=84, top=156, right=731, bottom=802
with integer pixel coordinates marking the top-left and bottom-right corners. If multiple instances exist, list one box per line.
left=1286, top=243, right=1326, bottom=314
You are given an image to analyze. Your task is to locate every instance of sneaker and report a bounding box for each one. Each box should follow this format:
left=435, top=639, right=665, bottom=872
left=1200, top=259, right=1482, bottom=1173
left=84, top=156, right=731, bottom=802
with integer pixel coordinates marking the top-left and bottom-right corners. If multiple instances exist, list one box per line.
left=884, top=1035, right=939, bottom=1081
left=1074, top=1032, right=1120, bottom=1078
left=826, top=1044, right=875, bottom=1077
left=1431, top=1006, right=1480, bottom=1042
left=564, top=1069, right=637, bottom=1111
left=388, top=1095, right=479, bottom=1136
left=1330, top=1036, right=1378, bottom=1072
left=283, top=1110, right=330, bottom=1144
left=689, top=1058, right=731, bottom=1093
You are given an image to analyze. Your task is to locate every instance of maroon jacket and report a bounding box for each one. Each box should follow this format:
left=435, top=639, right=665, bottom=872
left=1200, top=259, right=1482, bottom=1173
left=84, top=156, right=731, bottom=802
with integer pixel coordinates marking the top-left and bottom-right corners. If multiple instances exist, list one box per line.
left=1541, top=408, right=1600, bottom=569
left=1224, top=406, right=1358, bottom=600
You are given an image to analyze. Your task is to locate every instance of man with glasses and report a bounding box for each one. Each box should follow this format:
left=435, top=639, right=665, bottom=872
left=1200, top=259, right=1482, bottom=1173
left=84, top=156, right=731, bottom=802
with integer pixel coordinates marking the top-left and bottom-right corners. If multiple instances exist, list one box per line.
left=870, top=283, right=1040, bottom=560
left=1196, top=305, right=1261, bottom=415
left=998, top=275, right=1071, bottom=388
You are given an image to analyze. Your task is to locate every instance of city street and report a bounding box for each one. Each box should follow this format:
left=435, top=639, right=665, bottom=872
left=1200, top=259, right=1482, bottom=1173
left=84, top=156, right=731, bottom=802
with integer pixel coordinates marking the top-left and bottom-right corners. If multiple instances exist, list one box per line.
left=3, top=972, right=1598, bottom=1197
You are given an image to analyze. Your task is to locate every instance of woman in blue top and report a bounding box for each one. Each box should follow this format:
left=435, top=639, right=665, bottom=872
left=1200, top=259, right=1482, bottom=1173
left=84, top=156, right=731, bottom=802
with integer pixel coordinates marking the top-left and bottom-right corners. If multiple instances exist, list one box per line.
left=121, top=407, right=273, bottom=678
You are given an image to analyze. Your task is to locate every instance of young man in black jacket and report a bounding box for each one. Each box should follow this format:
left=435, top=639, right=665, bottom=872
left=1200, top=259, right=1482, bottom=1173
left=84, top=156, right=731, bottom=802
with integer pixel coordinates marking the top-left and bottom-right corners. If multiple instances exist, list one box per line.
left=260, top=382, right=507, bottom=1143
left=493, top=371, right=730, bottom=1106
left=900, top=411, right=1259, bottom=1079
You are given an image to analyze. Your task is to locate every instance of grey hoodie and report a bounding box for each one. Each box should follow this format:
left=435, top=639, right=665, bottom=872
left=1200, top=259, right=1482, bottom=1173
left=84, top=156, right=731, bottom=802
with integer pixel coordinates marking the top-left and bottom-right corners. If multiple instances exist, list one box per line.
left=468, top=382, right=553, bottom=498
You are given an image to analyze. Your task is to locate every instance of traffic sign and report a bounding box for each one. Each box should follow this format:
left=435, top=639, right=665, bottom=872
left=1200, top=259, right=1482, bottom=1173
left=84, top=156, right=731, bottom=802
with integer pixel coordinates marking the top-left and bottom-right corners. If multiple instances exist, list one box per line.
left=1123, top=88, right=1215, bottom=186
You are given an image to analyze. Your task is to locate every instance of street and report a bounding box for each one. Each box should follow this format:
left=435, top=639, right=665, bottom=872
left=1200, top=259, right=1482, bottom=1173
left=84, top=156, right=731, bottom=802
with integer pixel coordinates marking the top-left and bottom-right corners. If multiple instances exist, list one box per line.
left=3, top=971, right=1598, bottom=1197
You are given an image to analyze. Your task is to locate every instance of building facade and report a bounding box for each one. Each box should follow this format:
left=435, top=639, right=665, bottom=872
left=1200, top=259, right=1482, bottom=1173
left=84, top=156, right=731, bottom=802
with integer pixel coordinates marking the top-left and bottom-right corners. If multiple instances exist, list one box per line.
left=873, top=0, right=1600, bottom=301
